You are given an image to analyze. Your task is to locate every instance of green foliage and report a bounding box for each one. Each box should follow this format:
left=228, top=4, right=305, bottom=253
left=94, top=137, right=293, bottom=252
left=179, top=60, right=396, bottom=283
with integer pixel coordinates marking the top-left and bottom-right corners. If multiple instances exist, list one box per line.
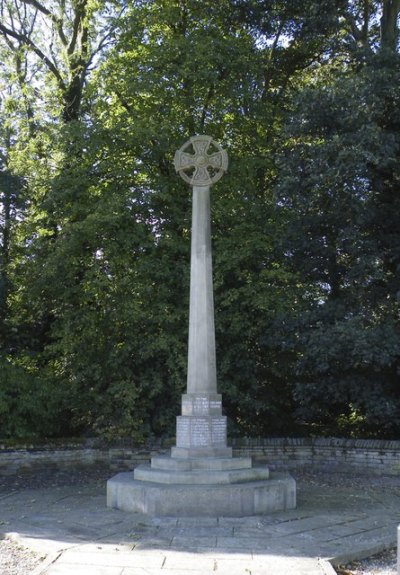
left=0, top=355, right=72, bottom=439
left=275, top=46, right=400, bottom=436
left=0, top=1, right=399, bottom=442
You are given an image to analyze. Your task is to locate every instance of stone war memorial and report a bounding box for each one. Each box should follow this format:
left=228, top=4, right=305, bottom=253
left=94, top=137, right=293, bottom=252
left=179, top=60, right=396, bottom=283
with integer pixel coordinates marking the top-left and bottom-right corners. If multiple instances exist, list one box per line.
left=107, top=135, right=296, bottom=516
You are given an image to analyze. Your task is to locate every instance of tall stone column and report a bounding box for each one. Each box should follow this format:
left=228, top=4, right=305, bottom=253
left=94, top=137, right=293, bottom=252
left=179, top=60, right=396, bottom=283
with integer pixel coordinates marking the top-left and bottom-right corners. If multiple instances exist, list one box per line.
left=107, top=135, right=296, bottom=516
left=187, top=184, right=217, bottom=396
left=173, top=135, right=229, bottom=457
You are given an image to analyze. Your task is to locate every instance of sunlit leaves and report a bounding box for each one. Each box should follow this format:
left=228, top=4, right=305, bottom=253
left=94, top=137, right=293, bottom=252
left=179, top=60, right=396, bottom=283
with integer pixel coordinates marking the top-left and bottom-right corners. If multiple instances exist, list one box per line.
left=1, top=1, right=399, bottom=441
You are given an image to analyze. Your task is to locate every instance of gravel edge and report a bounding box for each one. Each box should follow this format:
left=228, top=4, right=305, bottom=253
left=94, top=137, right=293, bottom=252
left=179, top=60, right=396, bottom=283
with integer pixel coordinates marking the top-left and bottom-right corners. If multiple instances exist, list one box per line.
left=0, top=536, right=45, bottom=575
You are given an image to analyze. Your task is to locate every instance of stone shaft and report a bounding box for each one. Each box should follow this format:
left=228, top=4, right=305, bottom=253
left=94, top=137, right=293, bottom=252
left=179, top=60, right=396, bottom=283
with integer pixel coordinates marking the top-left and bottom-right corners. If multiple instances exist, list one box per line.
left=187, top=185, right=217, bottom=395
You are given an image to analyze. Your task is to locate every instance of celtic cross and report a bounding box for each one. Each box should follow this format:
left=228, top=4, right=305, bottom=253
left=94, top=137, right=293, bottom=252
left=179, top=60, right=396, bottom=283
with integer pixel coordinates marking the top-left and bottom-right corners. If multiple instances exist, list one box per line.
left=172, top=134, right=229, bottom=456
left=174, top=135, right=228, bottom=187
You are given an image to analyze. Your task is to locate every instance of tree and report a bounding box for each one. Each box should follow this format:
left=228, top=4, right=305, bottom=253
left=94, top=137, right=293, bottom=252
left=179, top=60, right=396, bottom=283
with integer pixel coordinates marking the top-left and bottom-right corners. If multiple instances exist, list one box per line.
left=0, top=0, right=125, bottom=439
left=86, top=0, right=345, bottom=436
left=0, top=0, right=123, bottom=123
left=274, top=0, right=400, bottom=436
left=1, top=0, right=397, bottom=441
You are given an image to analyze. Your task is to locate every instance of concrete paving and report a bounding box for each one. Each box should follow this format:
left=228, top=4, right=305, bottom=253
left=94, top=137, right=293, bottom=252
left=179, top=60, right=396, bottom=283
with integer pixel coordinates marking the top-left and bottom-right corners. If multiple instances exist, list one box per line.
left=1, top=471, right=399, bottom=575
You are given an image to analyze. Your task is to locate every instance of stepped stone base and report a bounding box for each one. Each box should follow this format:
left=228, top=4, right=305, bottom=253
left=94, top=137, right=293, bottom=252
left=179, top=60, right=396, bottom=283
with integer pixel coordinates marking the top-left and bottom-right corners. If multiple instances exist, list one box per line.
left=151, top=454, right=251, bottom=471
left=106, top=389, right=297, bottom=517
left=107, top=471, right=296, bottom=516
left=133, top=462, right=270, bottom=485
left=171, top=446, right=233, bottom=458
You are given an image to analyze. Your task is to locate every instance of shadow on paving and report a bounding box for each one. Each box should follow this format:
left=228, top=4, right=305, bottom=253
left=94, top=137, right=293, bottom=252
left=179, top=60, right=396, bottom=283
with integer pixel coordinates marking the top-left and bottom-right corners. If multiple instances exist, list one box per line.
left=0, top=469, right=399, bottom=575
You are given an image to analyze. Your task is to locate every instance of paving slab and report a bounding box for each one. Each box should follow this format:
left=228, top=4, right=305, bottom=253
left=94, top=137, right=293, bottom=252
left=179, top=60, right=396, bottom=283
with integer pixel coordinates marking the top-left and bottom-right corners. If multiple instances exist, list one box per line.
left=1, top=471, right=399, bottom=575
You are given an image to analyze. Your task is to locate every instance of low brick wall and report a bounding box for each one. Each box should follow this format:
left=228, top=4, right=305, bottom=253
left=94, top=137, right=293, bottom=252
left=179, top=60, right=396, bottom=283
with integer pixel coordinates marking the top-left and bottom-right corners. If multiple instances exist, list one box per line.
left=1, top=437, right=399, bottom=476
left=0, top=445, right=162, bottom=476
left=0, top=447, right=109, bottom=476
left=231, top=437, right=400, bottom=476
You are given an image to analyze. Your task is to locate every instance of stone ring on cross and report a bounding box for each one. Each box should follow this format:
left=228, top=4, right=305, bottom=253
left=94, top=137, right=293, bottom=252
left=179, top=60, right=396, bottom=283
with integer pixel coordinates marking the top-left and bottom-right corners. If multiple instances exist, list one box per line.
left=174, top=135, right=228, bottom=187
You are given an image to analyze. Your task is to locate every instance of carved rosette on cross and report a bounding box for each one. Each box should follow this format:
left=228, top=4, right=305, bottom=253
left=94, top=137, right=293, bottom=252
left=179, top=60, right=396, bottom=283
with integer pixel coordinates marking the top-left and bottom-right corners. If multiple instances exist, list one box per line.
left=174, top=135, right=228, bottom=187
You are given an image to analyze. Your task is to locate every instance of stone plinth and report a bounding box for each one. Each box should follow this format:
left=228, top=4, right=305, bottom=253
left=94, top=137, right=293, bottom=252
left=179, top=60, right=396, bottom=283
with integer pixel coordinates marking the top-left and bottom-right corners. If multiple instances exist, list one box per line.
left=133, top=465, right=270, bottom=485
left=133, top=456, right=270, bottom=485
left=176, top=392, right=228, bottom=457
left=107, top=471, right=296, bottom=517
left=107, top=447, right=296, bottom=516
left=150, top=455, right=251, bottom=470
left=170, top=446, right=233, bottom=458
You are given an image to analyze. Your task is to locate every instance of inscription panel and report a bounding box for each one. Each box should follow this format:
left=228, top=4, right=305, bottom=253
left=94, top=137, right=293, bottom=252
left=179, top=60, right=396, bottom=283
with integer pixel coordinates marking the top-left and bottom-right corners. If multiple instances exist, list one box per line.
left=191, top=418, right=211, bottom=447
left=193, top=397, right=209, bottom=415
left=176, top=416, right=227, bottom=448
left=211, top=418, right=227, bottom=442
left=176, top=417, right=191, bottom=447
left=181, top=394, right=222, bottom=416
left=210, top=401, right=221, bottom=410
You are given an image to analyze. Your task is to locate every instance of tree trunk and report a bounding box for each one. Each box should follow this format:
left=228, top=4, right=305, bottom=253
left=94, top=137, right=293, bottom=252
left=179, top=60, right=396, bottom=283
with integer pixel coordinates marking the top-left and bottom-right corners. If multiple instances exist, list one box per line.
left=381, top=0, right=400, bottom=51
